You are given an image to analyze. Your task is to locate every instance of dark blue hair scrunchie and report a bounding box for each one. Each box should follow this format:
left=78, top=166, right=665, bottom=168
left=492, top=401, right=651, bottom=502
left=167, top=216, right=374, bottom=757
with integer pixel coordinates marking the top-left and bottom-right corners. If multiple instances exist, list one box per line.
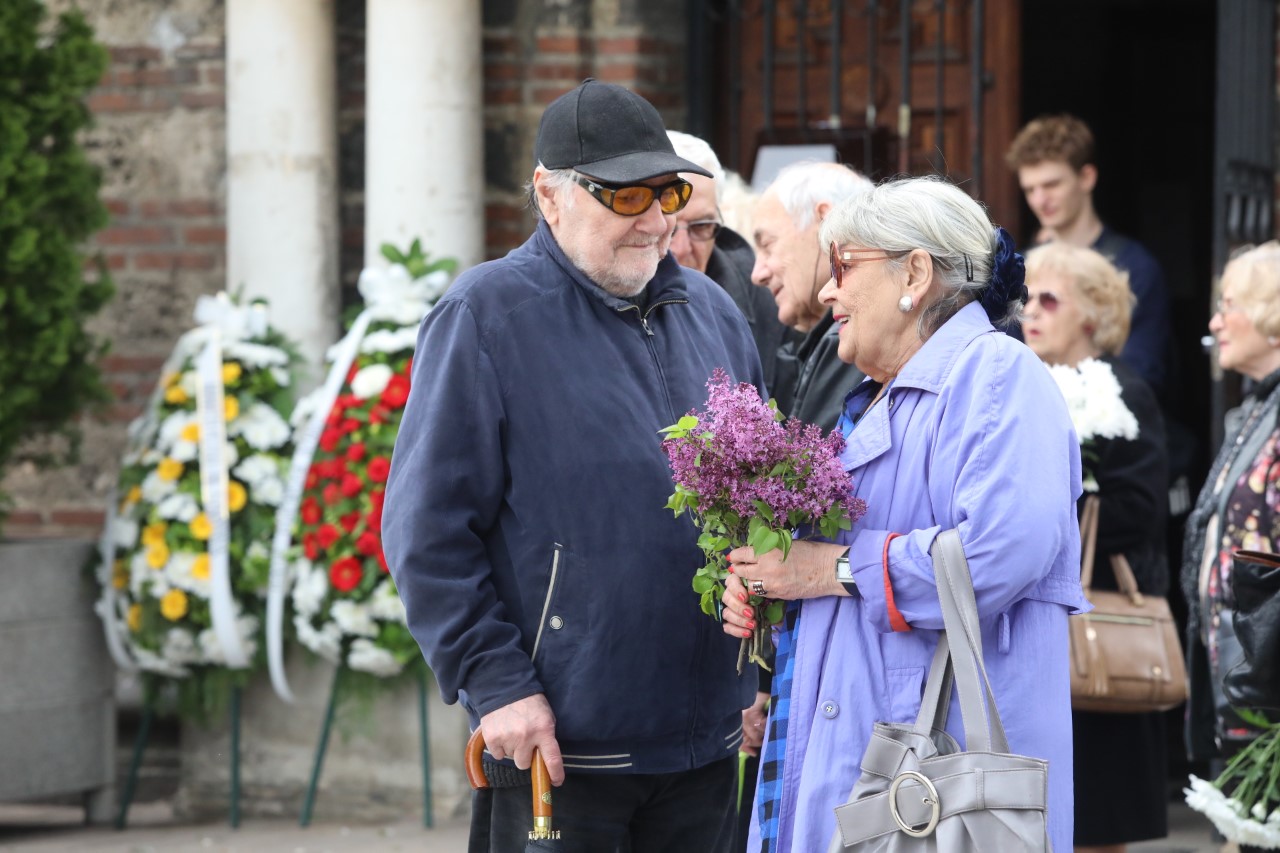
left=980, top=226, right=1028, bottom=322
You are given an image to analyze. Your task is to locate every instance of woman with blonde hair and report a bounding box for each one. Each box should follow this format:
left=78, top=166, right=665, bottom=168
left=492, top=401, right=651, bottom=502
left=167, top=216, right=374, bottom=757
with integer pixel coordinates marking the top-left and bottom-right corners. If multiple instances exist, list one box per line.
left=1182, top=242, right=1280, bottom=853
left=1024, top=242, right=1171, bottom=853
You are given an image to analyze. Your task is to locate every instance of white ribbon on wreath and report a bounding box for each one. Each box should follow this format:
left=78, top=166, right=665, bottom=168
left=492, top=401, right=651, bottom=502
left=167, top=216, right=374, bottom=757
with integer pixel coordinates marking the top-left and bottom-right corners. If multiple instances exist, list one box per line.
left=266, top=264, right=443, bottom=702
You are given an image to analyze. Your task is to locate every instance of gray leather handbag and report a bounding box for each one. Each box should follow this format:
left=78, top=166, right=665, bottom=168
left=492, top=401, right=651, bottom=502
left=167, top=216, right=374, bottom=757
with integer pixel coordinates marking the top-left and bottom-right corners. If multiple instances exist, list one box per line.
left=828, top=530, right=1052, bottom=851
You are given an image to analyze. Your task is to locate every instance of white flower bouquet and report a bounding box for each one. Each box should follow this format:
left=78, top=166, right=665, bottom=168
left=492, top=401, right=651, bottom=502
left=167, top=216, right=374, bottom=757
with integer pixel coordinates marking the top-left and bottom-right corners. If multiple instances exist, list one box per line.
left=1045, top=358, right=1139, bottom=492
left=96, top=295, right=299, bottom=716
left=1186, top=711, right=1280, bottom=849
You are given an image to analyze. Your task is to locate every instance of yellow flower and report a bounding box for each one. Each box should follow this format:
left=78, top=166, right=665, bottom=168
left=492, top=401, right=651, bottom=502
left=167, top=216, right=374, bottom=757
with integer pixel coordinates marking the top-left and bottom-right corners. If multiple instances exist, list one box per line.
left=141, top=522, right=167, bottom=546
left=146, top=541, right=170, bottom=569
left=119, top=485, right=143, bottom=513
left=157, top=457, right=184, bottom=482
left=163, top=370, right=181, bottom=388
left=222, top=362, right=243, bottom=385
left=165, top=385, right=189, bottom=405
left=127, top=603, right=143, bottom=632
left=160, top=589, right=189, bottom=622
left=190, top=513, right=212, bottom=541
left=112, top=560, right=129, bottom=590
left=224, top=396, right=240, bottom=422
left=179, top=422, right=200, bottom=443
left=192, top=553, right=211, bottom=581
left=228, top=481, right=247, bottom=512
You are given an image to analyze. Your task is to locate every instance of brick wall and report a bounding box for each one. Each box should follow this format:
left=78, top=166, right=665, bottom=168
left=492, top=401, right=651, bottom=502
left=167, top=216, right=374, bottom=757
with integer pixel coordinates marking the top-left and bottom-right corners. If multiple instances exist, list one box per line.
left=3, top=2, right=226, bottom=540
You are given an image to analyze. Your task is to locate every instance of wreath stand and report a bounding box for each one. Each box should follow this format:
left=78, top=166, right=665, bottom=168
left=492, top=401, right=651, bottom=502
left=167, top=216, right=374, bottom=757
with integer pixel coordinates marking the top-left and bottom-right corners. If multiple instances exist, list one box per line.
left=116, top=687, right=244, bottom=829
left=298, top=668, right=434, bottom=828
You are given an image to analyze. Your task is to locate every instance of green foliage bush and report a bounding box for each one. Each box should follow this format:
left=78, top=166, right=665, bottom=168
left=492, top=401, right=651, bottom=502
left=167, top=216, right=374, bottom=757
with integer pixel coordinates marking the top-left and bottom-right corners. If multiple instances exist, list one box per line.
left=0, top=0, right=114, bottom=527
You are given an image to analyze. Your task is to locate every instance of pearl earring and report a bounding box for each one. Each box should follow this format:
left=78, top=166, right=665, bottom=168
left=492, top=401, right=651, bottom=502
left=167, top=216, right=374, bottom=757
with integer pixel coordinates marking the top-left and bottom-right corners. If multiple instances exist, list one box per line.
left=898, top=295, right=914, bottom=313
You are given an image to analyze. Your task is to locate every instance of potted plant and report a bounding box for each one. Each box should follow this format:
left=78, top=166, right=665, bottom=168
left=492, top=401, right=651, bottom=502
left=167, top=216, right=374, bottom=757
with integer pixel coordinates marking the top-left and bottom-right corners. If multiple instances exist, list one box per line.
left=0, top=0, right=116, bottom=822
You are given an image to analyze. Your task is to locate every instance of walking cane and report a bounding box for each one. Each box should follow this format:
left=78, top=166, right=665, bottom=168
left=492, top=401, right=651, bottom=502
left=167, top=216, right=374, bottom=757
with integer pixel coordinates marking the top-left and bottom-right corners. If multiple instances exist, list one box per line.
left=465, top=729, right=564, bottom=850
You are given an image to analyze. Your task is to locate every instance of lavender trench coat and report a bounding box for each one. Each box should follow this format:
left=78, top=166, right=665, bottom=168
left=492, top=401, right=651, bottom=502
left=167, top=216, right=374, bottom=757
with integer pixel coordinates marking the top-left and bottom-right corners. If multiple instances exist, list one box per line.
left=749, top=302, right=1090, bottom=853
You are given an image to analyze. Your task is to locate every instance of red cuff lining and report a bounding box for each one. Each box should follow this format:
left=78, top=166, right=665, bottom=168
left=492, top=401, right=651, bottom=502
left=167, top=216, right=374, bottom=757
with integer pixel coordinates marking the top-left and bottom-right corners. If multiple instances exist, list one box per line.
left=882, top=532, right=910, bottom=632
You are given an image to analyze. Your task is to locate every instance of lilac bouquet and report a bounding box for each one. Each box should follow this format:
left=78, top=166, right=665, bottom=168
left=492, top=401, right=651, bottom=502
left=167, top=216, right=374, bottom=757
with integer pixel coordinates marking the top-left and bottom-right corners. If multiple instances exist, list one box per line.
left=661, top=369, right=866, bottom=671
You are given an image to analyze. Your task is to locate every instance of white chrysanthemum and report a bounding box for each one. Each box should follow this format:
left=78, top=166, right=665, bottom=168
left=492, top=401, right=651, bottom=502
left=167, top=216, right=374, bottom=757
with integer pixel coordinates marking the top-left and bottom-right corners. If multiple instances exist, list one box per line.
left=291, top=560, right=329, bottom=617
left=134, top=646, right=191, bottom=677
left=294, top=614, right=343, bottom=662
left=365, top=301, right=431, bottom=327
left=129, top=550, right=153, bottom=598
left=165, top=551, right=210, bottom=595
left=368, top=579, right=407, bottom=623
left=347, top=638, right=403, bottom=677
left=222, top=341, right=289, bottom=370
left=359, top=326, right=420, bottom=355
left=270, top=366, right=291, bottom=388
left=234, top=454, right=283, bottom=490
left=228, top=402, right=291, bottom=451
left=157, top=411, right=197, bottom=452
left=162, top=628, right=202, bottom=666
left=197, top=615, right=260, bottom=665
left=178, top=370, right=198, bottom=398
left=330, top=599, right=378, bottom=638
left=1185, top=775, right=1280, bottom=848
left=170, top=439, right=198, bottom=463
left=1046, top=358, right=1139, bottom=444
left=156, top=492, right=200, bottom=523
left=140, top=469, right=178, bottom=503
left=290, top=389, right=325, bottom=429
left=113, top=517, right=139, bottom=550
left=223, top=440, right=240, bottom=469
left=351, top=364, right=394, bottom=400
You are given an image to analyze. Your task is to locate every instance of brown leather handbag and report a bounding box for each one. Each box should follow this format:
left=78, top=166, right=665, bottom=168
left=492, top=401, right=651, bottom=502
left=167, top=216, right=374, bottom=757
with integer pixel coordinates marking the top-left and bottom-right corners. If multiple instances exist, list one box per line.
left=1069, top=495, right=1187, bottom=713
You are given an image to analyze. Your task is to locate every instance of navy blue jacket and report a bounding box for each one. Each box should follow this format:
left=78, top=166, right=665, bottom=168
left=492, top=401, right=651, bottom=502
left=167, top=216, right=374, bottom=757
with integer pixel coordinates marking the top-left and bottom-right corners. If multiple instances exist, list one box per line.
left=383, top=221, right=762, bottom=774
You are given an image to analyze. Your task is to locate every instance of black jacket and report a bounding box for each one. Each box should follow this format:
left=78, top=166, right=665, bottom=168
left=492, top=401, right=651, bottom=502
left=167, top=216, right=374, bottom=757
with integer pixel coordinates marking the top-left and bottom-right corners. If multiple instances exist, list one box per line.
left=772, top=310, right=866, bottom=430
left=703, top=227, right=800, bottom=395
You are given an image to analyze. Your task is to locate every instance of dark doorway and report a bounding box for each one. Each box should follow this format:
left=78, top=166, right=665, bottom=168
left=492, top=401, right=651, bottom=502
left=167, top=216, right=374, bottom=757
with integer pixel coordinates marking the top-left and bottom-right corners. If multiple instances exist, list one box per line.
left=1020, top=0, right=1217, bottom=791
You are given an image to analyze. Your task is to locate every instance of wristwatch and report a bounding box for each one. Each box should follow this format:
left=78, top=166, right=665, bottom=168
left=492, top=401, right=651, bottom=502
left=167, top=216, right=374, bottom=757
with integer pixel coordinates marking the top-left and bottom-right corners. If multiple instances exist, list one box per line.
left=834, top=546, right=856, bottom=596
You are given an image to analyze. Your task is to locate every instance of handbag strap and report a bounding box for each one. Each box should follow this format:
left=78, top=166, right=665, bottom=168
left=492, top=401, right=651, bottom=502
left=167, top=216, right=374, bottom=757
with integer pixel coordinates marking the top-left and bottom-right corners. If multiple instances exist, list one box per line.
left=1080, top=494, right=1143, bottom=603
left=912, top=529, right=1010, bottom=754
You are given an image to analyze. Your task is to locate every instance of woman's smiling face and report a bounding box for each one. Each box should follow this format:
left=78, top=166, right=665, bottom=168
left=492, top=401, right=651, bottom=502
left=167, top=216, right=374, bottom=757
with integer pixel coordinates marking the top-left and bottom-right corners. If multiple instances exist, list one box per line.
left=819, top=244, right=920, bottom=381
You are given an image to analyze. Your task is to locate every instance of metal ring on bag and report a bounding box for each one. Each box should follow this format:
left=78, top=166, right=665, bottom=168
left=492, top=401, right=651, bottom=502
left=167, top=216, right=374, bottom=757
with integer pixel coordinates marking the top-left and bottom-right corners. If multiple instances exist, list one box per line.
left=889, top=771, right=941, bottom=838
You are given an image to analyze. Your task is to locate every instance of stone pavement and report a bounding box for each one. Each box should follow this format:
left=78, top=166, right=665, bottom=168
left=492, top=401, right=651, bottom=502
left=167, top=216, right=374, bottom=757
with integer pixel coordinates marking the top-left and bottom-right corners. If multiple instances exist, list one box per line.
left=0, top=798, right=1235, bottom=852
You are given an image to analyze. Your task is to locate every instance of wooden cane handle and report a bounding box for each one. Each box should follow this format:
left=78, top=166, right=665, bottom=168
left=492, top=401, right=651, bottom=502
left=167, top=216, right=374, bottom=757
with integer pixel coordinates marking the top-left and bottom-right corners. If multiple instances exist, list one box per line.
left=531, top=748, right=552, bottom=820
left=464, top=729, right=489, bottom=790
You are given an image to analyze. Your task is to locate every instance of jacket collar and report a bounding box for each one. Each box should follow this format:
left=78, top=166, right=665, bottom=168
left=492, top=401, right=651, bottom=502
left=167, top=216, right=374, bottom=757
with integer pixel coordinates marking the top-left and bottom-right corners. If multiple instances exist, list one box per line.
left=534, top=220, right=690, bottom=311
left=890, top=301, right=996, bottom=394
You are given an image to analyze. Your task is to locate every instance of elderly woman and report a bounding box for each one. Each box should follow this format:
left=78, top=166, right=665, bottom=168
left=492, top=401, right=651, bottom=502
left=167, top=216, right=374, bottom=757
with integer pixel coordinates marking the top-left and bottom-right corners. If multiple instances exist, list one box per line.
left=720, top=176, right=1088, bottom=853
left=1025, top=243, right=1170, bottom=853
left=1182, top=242, right=1280, bottom=853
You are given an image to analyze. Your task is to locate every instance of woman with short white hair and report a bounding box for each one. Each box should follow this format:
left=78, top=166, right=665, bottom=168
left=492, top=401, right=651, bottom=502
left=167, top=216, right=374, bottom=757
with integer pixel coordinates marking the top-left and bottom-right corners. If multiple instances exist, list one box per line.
left=721, top=176, right=1087, bottom=852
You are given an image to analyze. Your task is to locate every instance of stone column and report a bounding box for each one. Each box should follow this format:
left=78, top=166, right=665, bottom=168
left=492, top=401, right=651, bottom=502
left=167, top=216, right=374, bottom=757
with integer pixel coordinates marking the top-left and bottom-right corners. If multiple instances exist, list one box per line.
left=365, top=0, right=484, bottom=269
left=226, top=0, right=339, bottom=366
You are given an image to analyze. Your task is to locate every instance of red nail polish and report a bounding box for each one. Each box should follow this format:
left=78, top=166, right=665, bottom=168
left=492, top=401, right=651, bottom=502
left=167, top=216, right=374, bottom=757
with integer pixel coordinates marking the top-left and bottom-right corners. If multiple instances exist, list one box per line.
left=743, top=607, right=752, bottom=618
left=738, top=593, right=747, bottom=603
left=747, top=621, right=756, bottom=629
left=742, top=630, right=752, bottom=638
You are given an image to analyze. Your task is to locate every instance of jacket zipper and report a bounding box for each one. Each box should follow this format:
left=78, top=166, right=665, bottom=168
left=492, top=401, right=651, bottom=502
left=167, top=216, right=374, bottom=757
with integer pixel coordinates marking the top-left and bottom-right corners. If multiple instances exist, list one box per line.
left=531, top=545, right=562, bottom=662
left=618, top=299, right=688, bottom=423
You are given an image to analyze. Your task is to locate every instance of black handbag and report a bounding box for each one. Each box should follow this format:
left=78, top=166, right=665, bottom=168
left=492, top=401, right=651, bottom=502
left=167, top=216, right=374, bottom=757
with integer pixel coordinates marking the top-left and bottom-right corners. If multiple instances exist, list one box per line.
left=1223, top=549, right=1280, bottom=711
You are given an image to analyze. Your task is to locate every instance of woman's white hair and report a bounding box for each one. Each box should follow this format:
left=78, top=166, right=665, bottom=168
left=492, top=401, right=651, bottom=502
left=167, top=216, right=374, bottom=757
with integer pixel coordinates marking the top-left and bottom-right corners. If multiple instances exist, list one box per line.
left=526, top=163, right=578, bottom=220
left=666, top=131, right=725, bottom=200
left=819, top=176, right=1016, bottom=336
left=769, top=161, right=874, bottom=231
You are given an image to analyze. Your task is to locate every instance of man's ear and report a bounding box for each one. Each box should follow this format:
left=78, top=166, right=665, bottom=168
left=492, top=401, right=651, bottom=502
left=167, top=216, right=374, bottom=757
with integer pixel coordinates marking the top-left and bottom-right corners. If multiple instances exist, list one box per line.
left=1079, top=163, right=1098, bottom=194
left=813, top=200, right=833, bottom=224
left=533, top=169, right=562, bottom=226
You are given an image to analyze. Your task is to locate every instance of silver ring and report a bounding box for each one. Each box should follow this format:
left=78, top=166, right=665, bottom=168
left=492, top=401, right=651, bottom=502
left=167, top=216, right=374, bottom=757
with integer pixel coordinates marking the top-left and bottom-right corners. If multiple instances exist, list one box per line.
left=750, top=578, right=767, bottom=598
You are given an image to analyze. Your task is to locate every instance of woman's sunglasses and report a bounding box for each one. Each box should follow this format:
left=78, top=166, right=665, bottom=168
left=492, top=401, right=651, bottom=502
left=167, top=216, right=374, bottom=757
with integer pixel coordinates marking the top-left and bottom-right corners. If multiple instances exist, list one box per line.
left=1026, top=291, right=1061, bottom=312
left=829, top=242, right=893, bottom=288
left=573, top=175, right=693, bottom=216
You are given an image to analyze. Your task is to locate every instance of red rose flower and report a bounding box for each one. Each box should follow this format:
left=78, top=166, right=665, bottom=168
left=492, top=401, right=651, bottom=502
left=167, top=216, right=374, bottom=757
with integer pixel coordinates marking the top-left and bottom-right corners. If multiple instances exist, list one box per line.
left=377, top=549, right=389, bottom=573
left=341, top=473, right=364, bottom=498
left=305, top=469, right=319, bottom=489
left=340, top=510, right=362, bottom=533
left=303, top=532, right=320, bottom=561
left=369, top=405, right=391, bottom=425
left=317, top=523, right=341, bottom=550
left=370, top=489, right=385, bottom=509
left=368, top=456, right=391, bottom=483
left=326, top=407, right=342, bottom=427
left=381, top=375, right=410, bottom=409
left=403, top=356, right=413, bottom=376
left=340, top=417, right=361, bottom=436
left=319, top=428, right=342, bottom=453
left=301, top=498, right=322, bottom=525
left=329, top=556, right=362, bottom=593
left=346, top=442, right=367, bottom=463
left=322, top=483, right=341, bottom=506
left=346, top=363, right=360, bottom=384
left=355, top=531, right=380, bottom=556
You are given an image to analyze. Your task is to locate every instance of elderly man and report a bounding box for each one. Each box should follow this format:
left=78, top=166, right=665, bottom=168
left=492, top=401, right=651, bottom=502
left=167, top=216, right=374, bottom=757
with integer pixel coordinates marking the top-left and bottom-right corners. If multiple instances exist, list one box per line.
left=383, top=79, right=761, bottom=853
left=666, top=130, right=796, bottom=391
left=752, top=160, right=873, bottom=428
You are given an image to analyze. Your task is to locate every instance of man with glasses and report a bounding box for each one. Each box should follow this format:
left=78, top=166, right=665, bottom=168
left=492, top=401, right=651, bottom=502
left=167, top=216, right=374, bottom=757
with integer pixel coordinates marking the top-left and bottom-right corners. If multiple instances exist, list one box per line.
left=667, top=130, right=797, bottom=393
left=384, top=79, right=761, bottom=853
left=751, top=160, right=873, bottom=430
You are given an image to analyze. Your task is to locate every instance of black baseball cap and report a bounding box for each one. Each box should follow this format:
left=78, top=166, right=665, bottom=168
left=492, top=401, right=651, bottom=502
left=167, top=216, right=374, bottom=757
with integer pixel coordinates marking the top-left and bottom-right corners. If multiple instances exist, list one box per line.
left=534, top=79, right=713, bottom=184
